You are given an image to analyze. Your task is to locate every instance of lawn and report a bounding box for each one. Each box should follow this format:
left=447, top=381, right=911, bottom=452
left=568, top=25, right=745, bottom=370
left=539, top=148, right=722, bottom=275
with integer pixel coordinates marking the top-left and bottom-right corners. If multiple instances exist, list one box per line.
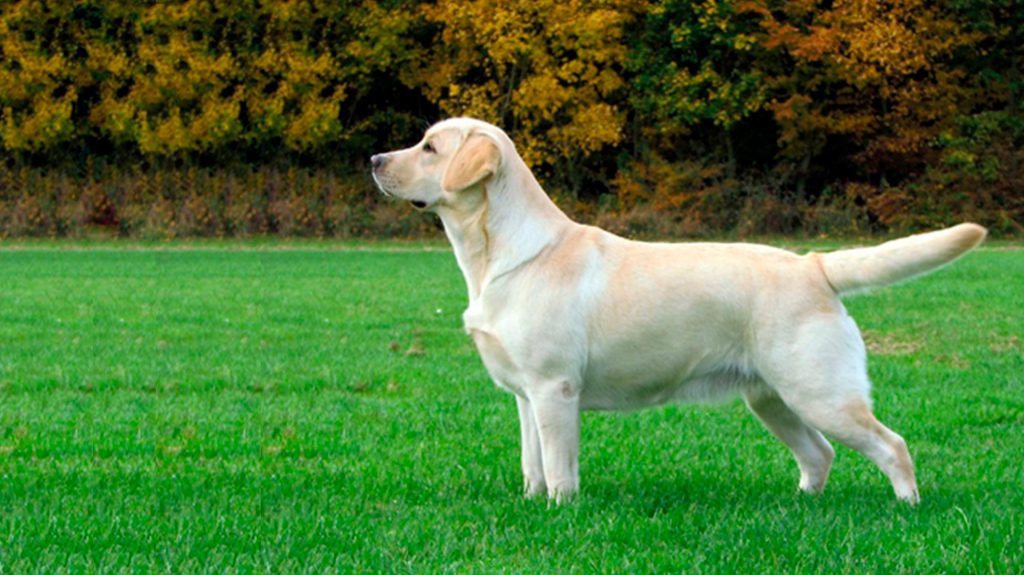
left=0, top=241, right=1021, bottom=573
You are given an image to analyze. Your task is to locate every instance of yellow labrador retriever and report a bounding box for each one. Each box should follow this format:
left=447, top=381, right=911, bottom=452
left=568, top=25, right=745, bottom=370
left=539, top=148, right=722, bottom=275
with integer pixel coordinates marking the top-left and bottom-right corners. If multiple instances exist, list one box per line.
left=371, top=118, right=985, bottom=504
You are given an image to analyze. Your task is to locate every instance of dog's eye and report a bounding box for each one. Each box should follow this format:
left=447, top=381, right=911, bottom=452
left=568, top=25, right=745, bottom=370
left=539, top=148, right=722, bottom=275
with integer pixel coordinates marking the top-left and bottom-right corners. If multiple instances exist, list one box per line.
left=423, top=141, right=435, bottom=154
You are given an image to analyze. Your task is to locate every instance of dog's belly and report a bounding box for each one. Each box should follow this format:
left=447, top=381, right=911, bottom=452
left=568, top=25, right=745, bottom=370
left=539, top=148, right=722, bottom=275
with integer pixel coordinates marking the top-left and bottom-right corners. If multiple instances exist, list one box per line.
left=465, top=251, right=766, bottom=409
left=579, top=353, right=757, bottom=411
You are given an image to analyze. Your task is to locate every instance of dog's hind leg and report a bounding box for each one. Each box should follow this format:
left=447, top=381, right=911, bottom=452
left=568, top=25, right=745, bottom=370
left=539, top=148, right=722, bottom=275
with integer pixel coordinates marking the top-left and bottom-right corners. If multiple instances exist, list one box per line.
left=762, top=314, right=919, bottom=504
left=744, top=386, right=835, bottom=494
left=786, top=395, right=919, bottom=504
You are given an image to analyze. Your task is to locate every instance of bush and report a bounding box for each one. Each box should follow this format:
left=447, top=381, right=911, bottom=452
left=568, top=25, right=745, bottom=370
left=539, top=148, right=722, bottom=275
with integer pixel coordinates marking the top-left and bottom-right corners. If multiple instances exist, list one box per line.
left=0, top=165, right=439, bottom=240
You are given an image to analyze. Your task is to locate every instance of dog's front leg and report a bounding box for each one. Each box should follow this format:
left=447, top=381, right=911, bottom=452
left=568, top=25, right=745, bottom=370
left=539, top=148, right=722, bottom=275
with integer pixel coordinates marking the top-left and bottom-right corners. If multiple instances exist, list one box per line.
left=528, top=383, right=581, bottom=503
left=515, top=395, right=546, bottom=497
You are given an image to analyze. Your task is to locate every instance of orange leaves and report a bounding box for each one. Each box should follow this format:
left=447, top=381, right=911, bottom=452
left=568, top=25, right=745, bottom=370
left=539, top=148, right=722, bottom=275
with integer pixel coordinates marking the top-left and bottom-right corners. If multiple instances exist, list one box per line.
left=824, top=0, right=977, bottom=172
left=769, top=95, right=808, bottom=124
left=737, top=0, right=984, bottom=179
left=612, top=153, right=731, bottom=229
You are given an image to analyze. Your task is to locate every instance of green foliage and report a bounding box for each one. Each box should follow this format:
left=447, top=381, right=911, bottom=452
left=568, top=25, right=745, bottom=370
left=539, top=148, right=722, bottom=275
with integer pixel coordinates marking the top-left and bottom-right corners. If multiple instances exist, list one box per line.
left=630, top=0, right=766, bottom=131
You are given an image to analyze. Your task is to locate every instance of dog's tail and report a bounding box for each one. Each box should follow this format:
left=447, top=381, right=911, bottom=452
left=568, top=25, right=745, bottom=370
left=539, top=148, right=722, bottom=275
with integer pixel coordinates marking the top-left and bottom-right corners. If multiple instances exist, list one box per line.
left=818, top=223, right=987, bottom=295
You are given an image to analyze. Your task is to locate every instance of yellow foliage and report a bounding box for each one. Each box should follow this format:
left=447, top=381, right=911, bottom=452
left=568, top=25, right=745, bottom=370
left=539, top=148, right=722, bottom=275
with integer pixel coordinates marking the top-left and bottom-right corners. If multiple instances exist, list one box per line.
left=2, top=94, right=76, bottom=151
left=138, top=109, right=190, bottom=155
left=414, top=0, right=638, bottom=176
left=0, top=0, right=421, bottom=155
left=0, top=3, right=78, bottom=150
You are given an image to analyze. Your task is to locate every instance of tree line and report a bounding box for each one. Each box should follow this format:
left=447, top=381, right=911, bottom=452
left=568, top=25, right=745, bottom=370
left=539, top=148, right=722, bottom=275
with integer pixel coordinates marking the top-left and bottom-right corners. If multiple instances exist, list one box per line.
left=1, top=0, right=1021, bottom=238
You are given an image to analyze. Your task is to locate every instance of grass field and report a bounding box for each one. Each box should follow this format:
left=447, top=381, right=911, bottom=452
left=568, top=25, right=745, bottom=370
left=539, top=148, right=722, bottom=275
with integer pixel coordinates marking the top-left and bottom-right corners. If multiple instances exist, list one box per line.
left=0, top=241, right=1021, bottom=573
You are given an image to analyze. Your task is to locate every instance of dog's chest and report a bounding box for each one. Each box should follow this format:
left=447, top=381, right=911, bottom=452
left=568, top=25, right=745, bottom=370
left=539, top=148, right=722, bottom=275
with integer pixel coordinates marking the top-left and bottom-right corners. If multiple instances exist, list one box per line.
left=467, top=327, right=525, bottom=395
left=463, top=303, right=531, bottom=396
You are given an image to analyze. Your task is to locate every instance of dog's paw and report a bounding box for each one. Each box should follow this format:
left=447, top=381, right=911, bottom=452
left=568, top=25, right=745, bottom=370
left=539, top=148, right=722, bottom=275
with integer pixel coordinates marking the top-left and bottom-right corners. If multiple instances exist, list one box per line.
left=896, top=486, right=920, bottom=506
left=546, top=481, right=579, bottom=505
left=523, top=476, right=547, bottom=499
left=798, top=474, right=828, bottom=494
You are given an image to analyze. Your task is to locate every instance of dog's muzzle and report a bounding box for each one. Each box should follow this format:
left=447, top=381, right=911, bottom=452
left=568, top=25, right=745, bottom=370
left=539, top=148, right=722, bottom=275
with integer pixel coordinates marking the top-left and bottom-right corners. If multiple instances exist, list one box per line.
left=370, top=153, right=392, bottom=195
left=370, top=154, right=427, bottom=209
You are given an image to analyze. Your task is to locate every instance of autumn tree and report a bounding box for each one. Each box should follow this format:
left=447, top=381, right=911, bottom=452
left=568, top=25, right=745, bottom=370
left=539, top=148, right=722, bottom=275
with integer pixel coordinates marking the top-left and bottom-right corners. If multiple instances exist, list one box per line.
left=0, top=1, right=81, bottom=153
left=1, top=0, right=424, bottom=161
left=744, top=0, right=981, bottom=190
left=629, top=0, right=767, bottom=176
left=412, top=0, right=641, bottom=194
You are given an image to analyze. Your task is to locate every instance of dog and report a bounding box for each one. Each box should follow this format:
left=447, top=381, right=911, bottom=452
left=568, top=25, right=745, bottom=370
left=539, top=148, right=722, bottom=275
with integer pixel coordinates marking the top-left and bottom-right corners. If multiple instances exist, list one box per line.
left=371, top=117, right=986, bottom=504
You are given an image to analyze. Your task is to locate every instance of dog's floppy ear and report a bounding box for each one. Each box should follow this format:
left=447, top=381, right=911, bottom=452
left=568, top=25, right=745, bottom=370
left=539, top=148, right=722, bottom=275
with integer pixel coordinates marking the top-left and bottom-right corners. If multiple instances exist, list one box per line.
left=442, top=133, right=500, bottom=192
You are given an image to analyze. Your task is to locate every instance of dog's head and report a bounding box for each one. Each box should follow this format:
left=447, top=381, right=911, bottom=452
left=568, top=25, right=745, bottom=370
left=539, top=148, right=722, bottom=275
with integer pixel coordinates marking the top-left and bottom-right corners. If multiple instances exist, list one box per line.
left=371, top=118, right=504, bottom=212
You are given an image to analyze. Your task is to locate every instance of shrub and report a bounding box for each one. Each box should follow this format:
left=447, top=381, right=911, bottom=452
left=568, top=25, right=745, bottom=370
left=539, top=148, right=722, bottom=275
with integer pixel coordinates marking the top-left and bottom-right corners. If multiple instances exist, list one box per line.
left=0, top=164, right=439, bottom=240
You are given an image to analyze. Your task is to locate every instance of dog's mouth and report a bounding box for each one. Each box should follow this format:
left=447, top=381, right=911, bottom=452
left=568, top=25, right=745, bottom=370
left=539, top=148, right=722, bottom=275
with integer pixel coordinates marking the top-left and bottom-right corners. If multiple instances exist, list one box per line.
left=371, top=172, right=393, bottom=196
left=372, top=172, right=430, bottom=210
left=377, top=186, right=429, bottom=211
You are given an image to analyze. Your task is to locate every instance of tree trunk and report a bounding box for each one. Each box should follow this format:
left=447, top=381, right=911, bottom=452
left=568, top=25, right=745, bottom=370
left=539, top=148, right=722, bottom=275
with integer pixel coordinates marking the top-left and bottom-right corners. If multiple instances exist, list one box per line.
left=724, top=127, right=737, bottom=180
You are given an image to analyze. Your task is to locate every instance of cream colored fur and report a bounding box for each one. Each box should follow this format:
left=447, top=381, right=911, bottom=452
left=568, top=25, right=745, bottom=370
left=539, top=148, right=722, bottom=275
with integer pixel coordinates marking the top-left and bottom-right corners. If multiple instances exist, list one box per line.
left=371, top=118, right=987, bottom=505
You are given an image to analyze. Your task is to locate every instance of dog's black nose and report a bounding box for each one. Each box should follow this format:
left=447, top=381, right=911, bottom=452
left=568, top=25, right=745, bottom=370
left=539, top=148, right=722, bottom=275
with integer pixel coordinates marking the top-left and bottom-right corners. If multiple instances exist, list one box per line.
left=371, top=154, right=387, bottom=170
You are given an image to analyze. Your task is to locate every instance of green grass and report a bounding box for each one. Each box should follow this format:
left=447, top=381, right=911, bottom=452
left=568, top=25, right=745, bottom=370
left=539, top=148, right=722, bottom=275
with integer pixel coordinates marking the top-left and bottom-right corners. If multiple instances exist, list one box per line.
left=0, top=242, right=1021, bottom=573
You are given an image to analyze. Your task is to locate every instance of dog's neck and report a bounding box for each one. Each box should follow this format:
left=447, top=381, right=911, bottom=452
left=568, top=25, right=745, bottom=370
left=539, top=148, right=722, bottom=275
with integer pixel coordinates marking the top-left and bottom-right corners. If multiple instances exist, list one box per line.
left=437, top=157, right=571, bottom=302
